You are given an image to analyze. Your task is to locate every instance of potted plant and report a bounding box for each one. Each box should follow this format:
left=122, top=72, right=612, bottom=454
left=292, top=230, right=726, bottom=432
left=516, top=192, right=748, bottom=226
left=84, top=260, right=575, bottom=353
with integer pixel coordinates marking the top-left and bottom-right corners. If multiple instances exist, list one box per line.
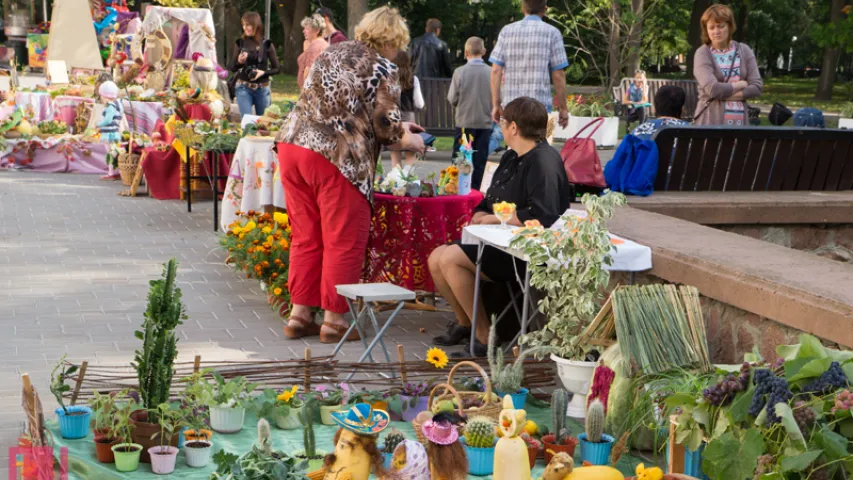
left=110, top=396, right=143, bottom=473
left=389, top=381, right=433, bottom=422
left=840, top=102, right=853, bottom=129
left=252, top=386, right=303, bottom=430
left=313, top=386, right=346, bottom=425
left=90, top=389, right=124, bottom=463
left=181, top=399, right=214, bottom=468
left=147, top=403, right=183, bottom=475
left=49, top=355, right=91, bottom=439
left=347, top=388, right=389, bottom=411
left=519, top=433, right=541, bottom=469
left=178, top=370, right=213, bottom=443
left=211, top=419, right=308, bottom=479
left=487, top=324, right=553, bottom=410
left=130, top=258, right=186, bottom=462
left=207, top=372, right=257, bottom=433
left=554, top=94, right=619, bottom=147
left=510, top=192, right=626, bottom=418
left=542, top=389, right=579, bottom=464
left=461, top=416, right=498, bottom=476
left=578, top=399, right=614, bottom=465
left=293, top=397, right=327, bottom=470
left=380, top=429, right=405, bottom=470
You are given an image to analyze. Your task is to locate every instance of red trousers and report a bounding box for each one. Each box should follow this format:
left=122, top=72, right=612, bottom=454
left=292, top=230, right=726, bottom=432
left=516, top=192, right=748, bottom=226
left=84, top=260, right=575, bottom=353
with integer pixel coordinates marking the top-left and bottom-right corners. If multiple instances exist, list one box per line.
left=277, top=143, right=371, bottom=314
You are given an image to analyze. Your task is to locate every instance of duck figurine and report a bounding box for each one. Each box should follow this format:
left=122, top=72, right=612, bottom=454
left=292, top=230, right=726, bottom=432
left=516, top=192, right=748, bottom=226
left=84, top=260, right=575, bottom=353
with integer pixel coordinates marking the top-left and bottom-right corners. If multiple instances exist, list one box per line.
left=540, top=451, right=623, bottom=480
left=306, top=403, right=389, bottom=480
left=494, top=394, right=531, bottom=480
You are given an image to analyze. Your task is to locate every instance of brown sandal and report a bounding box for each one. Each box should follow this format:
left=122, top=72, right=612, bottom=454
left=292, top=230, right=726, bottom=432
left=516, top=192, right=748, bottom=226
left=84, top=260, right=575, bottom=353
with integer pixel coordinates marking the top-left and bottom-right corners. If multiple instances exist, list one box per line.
left=319, top=322, right=361, bottom=344
left=283, top=314, right=321, bottom=339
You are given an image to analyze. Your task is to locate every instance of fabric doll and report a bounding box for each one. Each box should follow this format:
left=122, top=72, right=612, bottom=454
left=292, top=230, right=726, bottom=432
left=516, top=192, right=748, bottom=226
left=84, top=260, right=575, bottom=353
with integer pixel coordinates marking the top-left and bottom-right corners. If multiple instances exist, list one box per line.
left=307, top=404, right=389, bottom=480
left=379, top=439, right=429, bottom=480
left=96, top=81, right=124, bottom=180
left=422, top=413, right=467, bottom=480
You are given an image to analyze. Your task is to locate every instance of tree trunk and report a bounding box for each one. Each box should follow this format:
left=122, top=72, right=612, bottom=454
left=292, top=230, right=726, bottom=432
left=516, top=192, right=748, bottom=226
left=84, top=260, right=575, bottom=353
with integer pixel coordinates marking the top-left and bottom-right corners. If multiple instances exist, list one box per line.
left=686, top=0, right=714, bottom=79
left=732, top=0, right=749, bottom=43
left=625, top=0, right=645, bottom=77
left=815, top=0, right=846, bottom=101
left=213, top=0, right=227, bottom=65
left=274, top=0, right=310, bottom=75
left=607, top=0, right=622, bottom=89
left=348, top=0, right=369, bottom=40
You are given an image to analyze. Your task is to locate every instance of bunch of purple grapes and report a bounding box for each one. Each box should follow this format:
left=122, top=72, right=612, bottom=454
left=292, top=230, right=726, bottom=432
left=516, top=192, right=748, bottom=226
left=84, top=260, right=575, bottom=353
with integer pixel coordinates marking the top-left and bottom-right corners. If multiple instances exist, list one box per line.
left=793, top=400, right=816, bottom=433
left=704, top=363, right=751, bottom=406
left=803, top=362, right=849, bottom=395
left=749, top=369, right=792, bottom=424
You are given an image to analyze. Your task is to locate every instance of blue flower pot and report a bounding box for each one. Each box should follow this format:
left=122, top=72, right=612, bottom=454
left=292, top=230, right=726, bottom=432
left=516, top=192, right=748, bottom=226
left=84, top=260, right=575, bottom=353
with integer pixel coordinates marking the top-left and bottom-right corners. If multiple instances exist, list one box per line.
left=55, top=405, right=92, bottom=439
left=382, top=452, right=393, bottom=470
left=496, top=388, right=529, bottom=410
left=461, top=437, right=496, bottom=476
left=177, top=427, right=188, bottom=449
left=578, top=433, right=614, bottom=466
left=684, top=444, right=710, bottom=480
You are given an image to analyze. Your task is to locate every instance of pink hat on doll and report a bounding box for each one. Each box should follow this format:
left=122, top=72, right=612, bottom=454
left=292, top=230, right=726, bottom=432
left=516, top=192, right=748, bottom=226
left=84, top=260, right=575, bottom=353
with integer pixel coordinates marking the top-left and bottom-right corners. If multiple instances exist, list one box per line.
left=421, top=419, right=458, bottom=445
left=98, top=81, right=119, bottom=100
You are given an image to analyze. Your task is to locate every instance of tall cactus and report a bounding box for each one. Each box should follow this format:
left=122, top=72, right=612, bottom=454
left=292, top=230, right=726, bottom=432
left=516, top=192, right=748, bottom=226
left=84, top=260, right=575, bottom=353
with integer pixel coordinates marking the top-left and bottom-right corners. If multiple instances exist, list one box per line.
left=258, top=418, right=272, bottom=456
left=551, top=388, right=570, bottom=443
left=585, top=399, right=605, bottom=443
left=132, top=258, right=186, bottom=422
left=299, top=397, right=317, bottom=457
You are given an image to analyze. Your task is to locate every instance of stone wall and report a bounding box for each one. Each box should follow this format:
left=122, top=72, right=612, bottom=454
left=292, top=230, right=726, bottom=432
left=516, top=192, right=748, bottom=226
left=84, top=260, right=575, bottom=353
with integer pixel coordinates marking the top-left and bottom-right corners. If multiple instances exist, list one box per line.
left=717, top=224, right=853, bottom=263
left=608, top=272, right=806, bottom=364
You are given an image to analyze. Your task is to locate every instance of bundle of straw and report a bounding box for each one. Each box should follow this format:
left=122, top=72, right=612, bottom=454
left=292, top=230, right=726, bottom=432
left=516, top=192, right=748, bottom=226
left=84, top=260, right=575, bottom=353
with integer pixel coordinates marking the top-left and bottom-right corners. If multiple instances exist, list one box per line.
left=612, top=285, right=711, bottom=376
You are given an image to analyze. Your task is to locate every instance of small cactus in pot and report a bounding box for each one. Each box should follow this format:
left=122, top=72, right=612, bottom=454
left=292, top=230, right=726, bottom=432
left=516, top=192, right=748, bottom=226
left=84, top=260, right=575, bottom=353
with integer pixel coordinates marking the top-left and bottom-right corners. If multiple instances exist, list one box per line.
left=464, top=416, right=496, bottom=449
left=382, top=429, right=406, bottom=454
left=579, top=398, right=614, bottom=465
left=584, top=399, right=605, bottom=443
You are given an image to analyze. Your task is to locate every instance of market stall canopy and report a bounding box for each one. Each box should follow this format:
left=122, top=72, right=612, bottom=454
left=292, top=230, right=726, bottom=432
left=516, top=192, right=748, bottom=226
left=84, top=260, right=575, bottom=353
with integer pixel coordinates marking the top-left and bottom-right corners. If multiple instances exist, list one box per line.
left=47, top=0, right=104, bottom=71
left=140, top=7, right=216, bottom=63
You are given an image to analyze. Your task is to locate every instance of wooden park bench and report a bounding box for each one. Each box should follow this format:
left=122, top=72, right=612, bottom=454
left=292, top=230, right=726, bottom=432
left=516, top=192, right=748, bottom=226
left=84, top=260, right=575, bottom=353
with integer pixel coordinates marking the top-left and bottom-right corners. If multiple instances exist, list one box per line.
left=612, top=78, right=699, bottom=120
left=415, top=77, right=455, bottom=136
left=652, top=126, right=853, bottom=192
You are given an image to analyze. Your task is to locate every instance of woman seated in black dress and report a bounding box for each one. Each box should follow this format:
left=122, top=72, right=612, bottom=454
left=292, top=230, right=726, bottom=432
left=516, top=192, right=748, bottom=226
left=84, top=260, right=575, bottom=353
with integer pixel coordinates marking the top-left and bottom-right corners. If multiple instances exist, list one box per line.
left=428, top=96, right=573, bottom=356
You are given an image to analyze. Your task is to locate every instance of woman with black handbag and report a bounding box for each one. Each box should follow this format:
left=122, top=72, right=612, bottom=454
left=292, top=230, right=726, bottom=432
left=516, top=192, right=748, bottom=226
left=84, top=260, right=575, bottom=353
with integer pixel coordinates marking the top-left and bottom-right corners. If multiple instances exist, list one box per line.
left=693, top=4, right=762, bottom=125
left=228, top=12, right=280, bottom=117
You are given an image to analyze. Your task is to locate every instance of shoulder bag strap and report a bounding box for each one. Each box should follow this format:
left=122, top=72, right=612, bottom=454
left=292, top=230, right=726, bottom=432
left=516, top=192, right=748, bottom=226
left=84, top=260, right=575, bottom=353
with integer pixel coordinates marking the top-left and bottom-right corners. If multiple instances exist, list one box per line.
left=693, top=44, right=740, bottom=121
left=571, top=117, right=605, bottom=141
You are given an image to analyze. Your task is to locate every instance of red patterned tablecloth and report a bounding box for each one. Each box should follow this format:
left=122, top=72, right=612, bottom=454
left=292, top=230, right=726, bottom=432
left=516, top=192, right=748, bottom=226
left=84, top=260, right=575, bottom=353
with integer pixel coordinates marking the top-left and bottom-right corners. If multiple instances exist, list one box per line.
left=365, top=191, right=484, bottom=292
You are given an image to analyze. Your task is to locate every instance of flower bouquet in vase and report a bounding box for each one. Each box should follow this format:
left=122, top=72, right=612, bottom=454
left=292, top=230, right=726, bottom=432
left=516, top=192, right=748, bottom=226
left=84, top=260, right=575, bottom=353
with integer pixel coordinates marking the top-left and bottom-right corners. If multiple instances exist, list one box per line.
left=438, top=166, right=460, bottom=195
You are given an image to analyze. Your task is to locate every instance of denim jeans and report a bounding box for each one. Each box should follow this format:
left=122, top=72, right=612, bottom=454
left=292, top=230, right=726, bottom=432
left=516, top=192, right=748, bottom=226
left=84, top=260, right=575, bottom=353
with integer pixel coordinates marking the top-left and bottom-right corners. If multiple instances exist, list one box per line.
left=235, top=84, right=271, bottom=117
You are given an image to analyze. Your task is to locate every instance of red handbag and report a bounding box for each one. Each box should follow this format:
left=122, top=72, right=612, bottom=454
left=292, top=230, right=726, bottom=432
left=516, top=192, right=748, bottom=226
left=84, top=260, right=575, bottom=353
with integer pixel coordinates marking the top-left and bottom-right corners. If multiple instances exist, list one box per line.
left=559, top=117, right=606, bottom=188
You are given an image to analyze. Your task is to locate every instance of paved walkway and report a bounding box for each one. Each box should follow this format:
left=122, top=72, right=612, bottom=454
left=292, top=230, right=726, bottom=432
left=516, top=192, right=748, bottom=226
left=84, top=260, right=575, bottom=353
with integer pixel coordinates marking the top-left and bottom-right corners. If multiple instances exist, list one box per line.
left=0, top=168, right=459, bottom=474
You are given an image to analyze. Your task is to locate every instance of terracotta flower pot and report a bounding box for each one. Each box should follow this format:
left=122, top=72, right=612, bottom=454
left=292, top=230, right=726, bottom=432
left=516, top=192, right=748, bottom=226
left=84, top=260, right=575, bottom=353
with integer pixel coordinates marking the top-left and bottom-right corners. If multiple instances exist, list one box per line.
left=95, top=438, right=117, bottom=463
left=526, top=445, right=538, bottom=469
left=542, top=434, right=578, bottom=465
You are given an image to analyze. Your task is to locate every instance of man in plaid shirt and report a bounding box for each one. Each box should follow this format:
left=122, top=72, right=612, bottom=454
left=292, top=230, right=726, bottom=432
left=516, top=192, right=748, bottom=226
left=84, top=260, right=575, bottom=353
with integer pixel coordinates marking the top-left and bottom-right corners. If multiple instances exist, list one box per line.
left=489, top=0, right=570, bottom=128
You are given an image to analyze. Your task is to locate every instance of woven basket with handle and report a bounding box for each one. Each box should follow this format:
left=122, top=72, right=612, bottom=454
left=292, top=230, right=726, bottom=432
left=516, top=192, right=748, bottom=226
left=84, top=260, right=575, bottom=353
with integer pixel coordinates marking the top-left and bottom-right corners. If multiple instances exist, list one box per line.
left=118, top=153, right=140, bottom=186
left=412, top=361, right=502, bottom=445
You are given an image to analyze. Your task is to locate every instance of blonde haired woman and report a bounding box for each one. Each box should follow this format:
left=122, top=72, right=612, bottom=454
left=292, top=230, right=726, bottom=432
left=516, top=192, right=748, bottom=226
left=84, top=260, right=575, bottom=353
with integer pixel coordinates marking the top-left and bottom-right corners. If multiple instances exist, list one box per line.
left=298, top=13, right=329, bottom=91
left=275, top=6, right=425, bottom=342
left=693, top=3, right=762, bottom=125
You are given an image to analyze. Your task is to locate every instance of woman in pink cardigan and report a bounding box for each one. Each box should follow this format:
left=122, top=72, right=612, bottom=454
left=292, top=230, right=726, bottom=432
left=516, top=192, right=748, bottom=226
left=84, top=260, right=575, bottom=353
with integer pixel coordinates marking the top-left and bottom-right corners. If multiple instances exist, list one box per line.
left=693, top=4, right=762, bottom=125
left=298, top=14, right=329, bottom=91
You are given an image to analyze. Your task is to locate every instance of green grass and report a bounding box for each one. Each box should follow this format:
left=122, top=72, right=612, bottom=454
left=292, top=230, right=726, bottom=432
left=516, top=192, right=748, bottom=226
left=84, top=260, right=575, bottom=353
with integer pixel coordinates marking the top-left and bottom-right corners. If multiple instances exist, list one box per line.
left=270, top=74, right=300, bottom=102
left=761, top=77, right=853, bottom=113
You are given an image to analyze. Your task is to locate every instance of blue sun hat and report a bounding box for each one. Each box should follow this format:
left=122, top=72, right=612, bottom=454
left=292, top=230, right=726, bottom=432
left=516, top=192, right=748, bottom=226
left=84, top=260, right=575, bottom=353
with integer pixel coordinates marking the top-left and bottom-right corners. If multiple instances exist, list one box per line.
left=331, top=403, right=390, bottom=435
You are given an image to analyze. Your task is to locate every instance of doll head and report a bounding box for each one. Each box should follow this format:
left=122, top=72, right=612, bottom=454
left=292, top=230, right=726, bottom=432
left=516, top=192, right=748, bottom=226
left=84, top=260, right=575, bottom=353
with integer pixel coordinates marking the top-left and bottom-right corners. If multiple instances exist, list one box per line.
left=323, top=428, right=387, bottom=478
left=189, top=53, right=218, bottom=93
left=98, top=81, right=119, bottom=102
left=422, top=414, right=467, bottom=480
left=498, top=394, right=526, bottom=438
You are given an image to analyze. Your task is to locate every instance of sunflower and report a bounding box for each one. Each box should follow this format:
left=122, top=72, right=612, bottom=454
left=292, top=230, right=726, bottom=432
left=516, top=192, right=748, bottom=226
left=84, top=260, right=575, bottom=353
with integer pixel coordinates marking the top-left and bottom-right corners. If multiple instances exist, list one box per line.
left=426, top=347, right=449, bottom=369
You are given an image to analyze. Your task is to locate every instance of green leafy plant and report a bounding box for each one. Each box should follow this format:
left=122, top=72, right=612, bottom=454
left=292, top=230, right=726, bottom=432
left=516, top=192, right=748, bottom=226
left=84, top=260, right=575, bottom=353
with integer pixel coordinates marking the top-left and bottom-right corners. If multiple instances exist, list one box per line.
left=132, top=258, right=186, bottom=422
left=299, top=397, right=318, bottom=459
left=510, top=192, right=627, bottom=359
left=544, top=388, right=576, bottom=446
left=208, top=372, right=257, bottom=409
left=487, top=323, right=554, bottom=393
left=251, top=386, right=303, bottom=421
left=108, top=395, right=141, bottom=447
left=313, top=388, right=344, bottom=407
left=49, top=355, right=78, bottom=415
left=209, top=419, right=307, bottom=479
left=150, top=402, right=185, bottom=448
left=566, top=94, right=616, bottom=117
left=841, top=102, right=853, bottom=119
left=347, top=389, right=387, bottom=405
left=90, top=389, right=125, bottom=433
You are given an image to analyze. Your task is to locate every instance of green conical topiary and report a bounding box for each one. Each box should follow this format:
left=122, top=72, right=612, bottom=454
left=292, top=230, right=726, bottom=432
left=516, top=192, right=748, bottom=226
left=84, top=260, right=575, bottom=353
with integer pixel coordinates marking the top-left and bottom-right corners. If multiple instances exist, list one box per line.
left=465, top=416, right=496, bottom=448
left=585, top=398, right=606, bottom=443
left=382, top=429, right=406, bottom=454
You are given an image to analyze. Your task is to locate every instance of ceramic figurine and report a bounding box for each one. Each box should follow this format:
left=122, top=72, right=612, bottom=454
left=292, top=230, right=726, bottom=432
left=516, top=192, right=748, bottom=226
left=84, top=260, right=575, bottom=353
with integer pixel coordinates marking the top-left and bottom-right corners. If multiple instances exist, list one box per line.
left=96, top=81, right=124, bottom=180
left=540, top=451, right=623, bottom=480
left=494, top=394, right=531, bottom=480
left=306, top=403, right=389, bottom=480
left=379, top=439, right=429, bottom=480
left=422, top=413, right=467, bottom=480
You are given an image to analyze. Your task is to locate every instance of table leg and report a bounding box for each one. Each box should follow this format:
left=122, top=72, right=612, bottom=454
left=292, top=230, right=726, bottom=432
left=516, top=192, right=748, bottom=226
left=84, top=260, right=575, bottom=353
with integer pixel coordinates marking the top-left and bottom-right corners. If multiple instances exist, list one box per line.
left=366, top=306, right=393, bottom=365
left=519, top=267, right=532, bottom=353
left=213, top=153, right=219, bottom=232
left=629, top=272, right=636, bottom=285
left=186, top=145, right=192, bottom=213
left=334, top=299, right=370, bottom=360
left=469, top=240, right=485, bottom=357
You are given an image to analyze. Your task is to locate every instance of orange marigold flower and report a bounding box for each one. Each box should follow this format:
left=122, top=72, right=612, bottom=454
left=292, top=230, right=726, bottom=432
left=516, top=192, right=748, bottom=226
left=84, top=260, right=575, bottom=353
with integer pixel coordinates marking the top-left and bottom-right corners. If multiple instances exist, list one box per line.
left=271, top=273, right=279, bottom=280
left=253, top=240, right=260, bottom=245
left=274, top=287, right=283, bottom=296
left=247, top=247, right=255, bottom=254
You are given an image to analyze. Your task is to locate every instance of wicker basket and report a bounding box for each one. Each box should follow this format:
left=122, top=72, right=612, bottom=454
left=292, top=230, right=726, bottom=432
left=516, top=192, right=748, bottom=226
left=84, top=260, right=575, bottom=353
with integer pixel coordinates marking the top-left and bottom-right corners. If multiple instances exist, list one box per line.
left=118, top=153, right=140, bottom=186
left=412, top=361, right=502, bottom=445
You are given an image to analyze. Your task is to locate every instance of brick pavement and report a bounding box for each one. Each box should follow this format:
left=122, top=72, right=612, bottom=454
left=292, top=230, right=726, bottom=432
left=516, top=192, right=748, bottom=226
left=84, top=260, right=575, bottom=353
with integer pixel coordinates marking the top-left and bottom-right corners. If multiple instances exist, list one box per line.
left=0, top=168, right=458, bottom=474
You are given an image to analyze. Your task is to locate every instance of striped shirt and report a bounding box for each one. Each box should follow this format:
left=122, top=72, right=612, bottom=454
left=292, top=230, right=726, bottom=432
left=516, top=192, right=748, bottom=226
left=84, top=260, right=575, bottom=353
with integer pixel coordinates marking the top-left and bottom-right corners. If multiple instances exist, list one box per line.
left=489, top=15, right=569, bottom=108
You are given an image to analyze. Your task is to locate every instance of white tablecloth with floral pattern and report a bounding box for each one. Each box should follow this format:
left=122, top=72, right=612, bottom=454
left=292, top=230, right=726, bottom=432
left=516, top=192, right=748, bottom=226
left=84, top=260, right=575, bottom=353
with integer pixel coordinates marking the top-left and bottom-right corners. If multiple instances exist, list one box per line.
left=220, top=136, right=285, bottom=230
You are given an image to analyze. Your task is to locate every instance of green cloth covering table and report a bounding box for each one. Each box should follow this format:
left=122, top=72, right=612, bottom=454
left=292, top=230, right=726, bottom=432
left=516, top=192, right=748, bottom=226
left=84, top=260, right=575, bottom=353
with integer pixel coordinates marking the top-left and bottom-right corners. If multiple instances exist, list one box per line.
left=48, top=405, right=647, bottom=479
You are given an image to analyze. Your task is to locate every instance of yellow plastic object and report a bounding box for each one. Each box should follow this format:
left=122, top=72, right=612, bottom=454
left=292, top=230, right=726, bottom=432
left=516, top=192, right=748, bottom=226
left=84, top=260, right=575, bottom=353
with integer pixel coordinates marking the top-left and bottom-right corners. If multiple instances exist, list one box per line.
left=564, top=466, right=624, bottom=480
left=494, top=395, right=531, bottom=480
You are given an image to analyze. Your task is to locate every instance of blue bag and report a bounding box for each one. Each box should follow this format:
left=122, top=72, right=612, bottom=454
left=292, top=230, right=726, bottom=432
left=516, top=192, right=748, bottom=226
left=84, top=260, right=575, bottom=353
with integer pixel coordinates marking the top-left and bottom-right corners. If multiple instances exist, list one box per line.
left=603, top=134, right=659, bottom=196
left=793, top=108, right=825, bottom=128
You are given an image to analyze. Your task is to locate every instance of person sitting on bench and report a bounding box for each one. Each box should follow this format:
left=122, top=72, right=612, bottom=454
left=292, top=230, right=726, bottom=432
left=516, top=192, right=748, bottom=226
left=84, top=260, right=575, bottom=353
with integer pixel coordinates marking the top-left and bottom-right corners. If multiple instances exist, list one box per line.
left=427, top=97, right=572, bottom=357
left=631, top=85, right=689, bottom=141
